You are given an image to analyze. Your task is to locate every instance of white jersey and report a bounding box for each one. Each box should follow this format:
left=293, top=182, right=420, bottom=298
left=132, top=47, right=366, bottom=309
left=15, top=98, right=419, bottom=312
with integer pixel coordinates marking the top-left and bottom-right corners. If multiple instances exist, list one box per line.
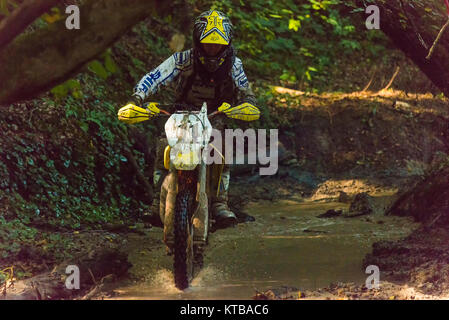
left=133, top=49, right=250, bottom=103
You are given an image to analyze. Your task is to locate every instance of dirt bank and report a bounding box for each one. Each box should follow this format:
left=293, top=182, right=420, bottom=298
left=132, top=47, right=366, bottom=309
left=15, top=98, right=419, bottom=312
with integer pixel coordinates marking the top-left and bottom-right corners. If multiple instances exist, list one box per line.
left=266, top=89, right=449, bottom=179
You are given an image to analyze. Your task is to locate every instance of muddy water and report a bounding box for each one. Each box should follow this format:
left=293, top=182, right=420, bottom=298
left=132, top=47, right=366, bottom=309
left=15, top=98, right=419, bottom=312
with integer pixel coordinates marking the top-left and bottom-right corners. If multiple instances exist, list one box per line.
left=109, top=198, right=418, bottom=300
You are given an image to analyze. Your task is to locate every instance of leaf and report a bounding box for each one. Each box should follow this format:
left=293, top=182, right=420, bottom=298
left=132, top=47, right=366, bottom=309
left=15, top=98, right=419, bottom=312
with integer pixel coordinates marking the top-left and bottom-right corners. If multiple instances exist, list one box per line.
left=51, top=79, right=81, bottom=99
left=0, top=0, right=9, bottom=15
left=42, top=8, right=64, bottom=24
left=288, top=19, right=301, bottom=31
left=86, top=117, right=102, bottom=128
left=104, top=53, right=118, bottom=74
left=280, top=72, right=290, bottom=81
left=281, top=9, right=293, bottom=14
left=66, top=79, right=81, bottom=90
left=88, top=60, right=109, bottom=79
left=71, top=90, right=83, bottom=99
left=50, top=84, right=68, bottom=99
left=305, top=70, right=312, bottom=81
left=79, top=122, right=89, bottom=133
left=350, top=8, right=365, bottom=13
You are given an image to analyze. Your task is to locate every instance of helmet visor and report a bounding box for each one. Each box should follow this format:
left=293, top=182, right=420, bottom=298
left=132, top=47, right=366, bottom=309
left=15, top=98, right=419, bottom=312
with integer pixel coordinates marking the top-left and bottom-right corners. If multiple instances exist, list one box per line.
left=201, top=43, right=226, bottom=57
left=198, top=44, right=228, bottom=72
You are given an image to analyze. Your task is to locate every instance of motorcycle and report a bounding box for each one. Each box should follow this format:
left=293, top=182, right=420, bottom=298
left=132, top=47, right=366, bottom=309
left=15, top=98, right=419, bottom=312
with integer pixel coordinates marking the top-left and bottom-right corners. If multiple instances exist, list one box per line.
left=117, top=101, right=259, bottom=289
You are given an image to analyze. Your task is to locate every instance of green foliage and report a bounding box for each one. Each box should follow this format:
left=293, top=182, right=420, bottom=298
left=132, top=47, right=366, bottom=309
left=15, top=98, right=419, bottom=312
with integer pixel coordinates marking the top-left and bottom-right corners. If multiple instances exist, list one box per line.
left=0, top=216, right=38, bottom=259
left=0, top=67, right=150, bottom=236
left=88, top=60, right=109, bottom=79
left=87, top=50, right=120, bottom=80
left=51, top=79, right=82, bottom=99
left=185, top=0, right=391, bottom=92
left=0, top=0, right=9, bottom=15
left=196, top=0, right=360, bottom=88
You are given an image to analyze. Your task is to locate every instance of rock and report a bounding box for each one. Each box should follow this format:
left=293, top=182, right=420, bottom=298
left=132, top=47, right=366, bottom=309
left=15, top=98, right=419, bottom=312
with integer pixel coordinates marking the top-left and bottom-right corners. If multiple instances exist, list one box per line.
left=287, top=169, right=319, bottom=189
left=303, top=228, right=328, bottom=234
left=338, top=191, right=352, bottom=203
left=253, top=286, right=301, bottom=300
left=235, top=211, right=256, bottom=223
left=386, top=165, right=449, bottom=226
left=346, top=192, right=375, bottom=217
left=285, top=158, right=299, bottom=166
left=317, top=209, right=342, bottom=218
left=278, top=141, right=297, bottom=165
left=394, top=101, right=412, bottom=110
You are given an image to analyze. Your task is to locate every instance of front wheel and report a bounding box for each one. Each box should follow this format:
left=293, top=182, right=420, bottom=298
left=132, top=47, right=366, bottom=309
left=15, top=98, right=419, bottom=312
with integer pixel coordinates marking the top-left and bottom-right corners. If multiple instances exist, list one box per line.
left=173, top=189, right=194, bottom=290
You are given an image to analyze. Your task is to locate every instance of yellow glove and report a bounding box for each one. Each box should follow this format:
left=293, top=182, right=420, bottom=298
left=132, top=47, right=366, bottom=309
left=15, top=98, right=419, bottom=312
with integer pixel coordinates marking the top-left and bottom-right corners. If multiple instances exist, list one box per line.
left=145, top=102, right=161, bottom=117
left=117, top=102, right=160, bottom=124
left=218, top=102, right=260, bottom=121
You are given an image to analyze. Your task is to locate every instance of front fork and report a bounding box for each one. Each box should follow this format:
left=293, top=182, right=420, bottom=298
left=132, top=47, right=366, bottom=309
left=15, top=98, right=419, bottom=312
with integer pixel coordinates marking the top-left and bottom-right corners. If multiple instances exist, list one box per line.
left=161, top=162, right=209, bottom=248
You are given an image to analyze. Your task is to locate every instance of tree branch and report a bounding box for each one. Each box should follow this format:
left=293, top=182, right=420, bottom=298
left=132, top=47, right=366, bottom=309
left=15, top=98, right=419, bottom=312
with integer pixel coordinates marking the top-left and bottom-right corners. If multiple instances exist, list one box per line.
left=426, top=18, right=449, bottom=60
left=354, top=0, right=449, bottom=97
left=0, top=0, right=170, bottom=105
left=0, top=0, right=62, bottom=51
left=380, top=65, right=400, bottom=91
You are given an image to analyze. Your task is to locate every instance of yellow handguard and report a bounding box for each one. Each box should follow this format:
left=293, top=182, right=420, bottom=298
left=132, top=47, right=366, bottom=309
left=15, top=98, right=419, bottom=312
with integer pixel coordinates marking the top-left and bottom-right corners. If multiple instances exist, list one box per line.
left=117, top=102, right=160, bottom=124
left=218, top=102, right=260, bottom=121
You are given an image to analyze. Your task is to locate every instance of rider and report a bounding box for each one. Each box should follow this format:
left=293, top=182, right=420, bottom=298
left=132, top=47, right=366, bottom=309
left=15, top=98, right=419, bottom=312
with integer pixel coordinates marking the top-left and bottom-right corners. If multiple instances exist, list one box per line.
left=126, top=10, right=258, bottom=227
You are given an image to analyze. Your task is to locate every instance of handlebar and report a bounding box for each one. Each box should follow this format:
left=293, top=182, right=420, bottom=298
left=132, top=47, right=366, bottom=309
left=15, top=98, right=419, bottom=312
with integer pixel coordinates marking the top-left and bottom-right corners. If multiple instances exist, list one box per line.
left=151, top=103, right=222, bottom=118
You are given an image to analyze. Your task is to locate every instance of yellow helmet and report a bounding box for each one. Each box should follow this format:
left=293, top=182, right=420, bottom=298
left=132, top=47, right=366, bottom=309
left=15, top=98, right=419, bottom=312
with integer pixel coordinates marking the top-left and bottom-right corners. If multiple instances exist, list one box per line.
left=193, top=10, right=233, bottom=46
left=193, top=10, right=234, bottom=72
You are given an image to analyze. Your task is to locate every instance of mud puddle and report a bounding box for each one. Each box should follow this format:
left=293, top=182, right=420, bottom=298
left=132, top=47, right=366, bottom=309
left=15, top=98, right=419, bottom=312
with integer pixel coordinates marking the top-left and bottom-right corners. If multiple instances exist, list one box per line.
left=107, top=196, right=418, bottom=300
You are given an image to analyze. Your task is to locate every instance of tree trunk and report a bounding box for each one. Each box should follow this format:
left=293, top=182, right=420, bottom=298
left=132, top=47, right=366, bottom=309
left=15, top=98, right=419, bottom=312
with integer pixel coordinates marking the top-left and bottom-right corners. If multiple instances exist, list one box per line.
left=351, top=0, right=449, bottom=97
left=387, top=165, right=449, bottom=227
left=0, top=0, right=170, bottom=105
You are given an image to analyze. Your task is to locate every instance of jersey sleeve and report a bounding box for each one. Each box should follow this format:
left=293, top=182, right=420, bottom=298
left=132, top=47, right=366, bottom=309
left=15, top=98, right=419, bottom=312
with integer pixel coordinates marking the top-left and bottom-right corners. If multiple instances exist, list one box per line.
left=231, top=57, right=257, bottom=106
left=133, top=49, right=193, bottom=101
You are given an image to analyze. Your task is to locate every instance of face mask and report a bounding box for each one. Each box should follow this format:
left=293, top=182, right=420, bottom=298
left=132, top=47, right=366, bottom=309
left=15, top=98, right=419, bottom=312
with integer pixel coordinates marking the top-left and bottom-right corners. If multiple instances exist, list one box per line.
left=198, top=45, right=229, bottom=72
left=199, top=56, right=225, bottom=72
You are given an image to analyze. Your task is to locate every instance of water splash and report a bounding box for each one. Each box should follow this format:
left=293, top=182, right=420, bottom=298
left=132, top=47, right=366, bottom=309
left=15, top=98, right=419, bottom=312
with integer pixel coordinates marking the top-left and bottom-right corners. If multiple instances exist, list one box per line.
left=150, top=268, right=182, bottom=294
left=191, top=265, right=226, bottom=287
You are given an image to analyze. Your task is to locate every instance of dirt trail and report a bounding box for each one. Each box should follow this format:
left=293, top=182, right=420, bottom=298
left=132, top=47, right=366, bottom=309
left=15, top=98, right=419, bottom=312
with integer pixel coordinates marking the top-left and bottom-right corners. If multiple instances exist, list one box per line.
left=101, top=190, right=418, bottom=300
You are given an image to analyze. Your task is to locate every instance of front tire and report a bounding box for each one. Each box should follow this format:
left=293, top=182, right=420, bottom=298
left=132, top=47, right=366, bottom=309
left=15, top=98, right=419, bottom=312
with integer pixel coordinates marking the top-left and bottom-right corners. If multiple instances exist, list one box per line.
left=173, top=189, right=194, bottom=290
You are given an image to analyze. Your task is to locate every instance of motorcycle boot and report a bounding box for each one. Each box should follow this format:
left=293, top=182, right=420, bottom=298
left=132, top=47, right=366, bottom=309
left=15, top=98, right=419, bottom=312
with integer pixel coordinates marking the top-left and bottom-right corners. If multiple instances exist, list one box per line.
left=211, top=165, right=237, bottom=228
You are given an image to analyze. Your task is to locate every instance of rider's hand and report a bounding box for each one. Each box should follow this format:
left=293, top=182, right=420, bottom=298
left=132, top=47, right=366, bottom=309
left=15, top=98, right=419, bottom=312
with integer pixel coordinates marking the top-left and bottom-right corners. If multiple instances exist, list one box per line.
left=126, top=94, right=160, bottom=117
left=144, top=102, right=161, bottom=117
left=117, top=101, right=160, bottom=124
